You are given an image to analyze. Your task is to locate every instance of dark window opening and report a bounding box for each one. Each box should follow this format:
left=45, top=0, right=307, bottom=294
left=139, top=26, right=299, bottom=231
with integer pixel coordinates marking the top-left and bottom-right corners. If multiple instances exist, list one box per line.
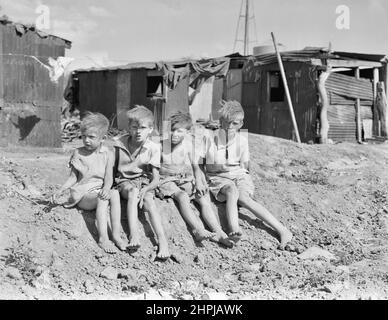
left=147, top=76, right=163, bottom=97
left=336, top=68, right=374, bottom=80
left=269, top=71, right=285, bottom=102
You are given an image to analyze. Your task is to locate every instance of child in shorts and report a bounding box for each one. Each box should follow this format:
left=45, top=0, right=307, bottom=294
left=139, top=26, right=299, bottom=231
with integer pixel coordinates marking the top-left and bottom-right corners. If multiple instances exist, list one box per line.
left=201, top=100, right=293, bottom=249
left=51, top=112, right=127, bottom=254
left=113, top=105, right=169, bottom=259
left=157, top=113, right=234, bottom=247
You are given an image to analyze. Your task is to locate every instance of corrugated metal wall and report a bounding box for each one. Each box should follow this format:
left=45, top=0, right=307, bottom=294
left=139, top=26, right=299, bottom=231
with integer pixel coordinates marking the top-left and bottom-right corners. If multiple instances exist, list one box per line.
left=326, top=72, right=374, bottom=142
left=242, top=61, right=318, bottom=142
left=78, top=68, right=190, bottom=134
left=0, top=24, right=68, bottom=147
left=77, top=70, right=118, bottom=124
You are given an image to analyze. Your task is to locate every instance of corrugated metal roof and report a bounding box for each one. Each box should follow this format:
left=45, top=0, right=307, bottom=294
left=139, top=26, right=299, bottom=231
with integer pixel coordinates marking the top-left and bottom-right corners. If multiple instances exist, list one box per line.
left=74, top=56, right=232, bottom=73
left=250, top=47, right=387, bottom=66
left=332, top=51, right=387, bottom=62
left=0, top=16, right=72, bottom=48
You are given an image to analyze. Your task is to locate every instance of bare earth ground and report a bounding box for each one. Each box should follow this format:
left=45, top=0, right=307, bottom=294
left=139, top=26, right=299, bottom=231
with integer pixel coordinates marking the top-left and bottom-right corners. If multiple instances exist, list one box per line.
left=1, top=133, right=388, bottom=300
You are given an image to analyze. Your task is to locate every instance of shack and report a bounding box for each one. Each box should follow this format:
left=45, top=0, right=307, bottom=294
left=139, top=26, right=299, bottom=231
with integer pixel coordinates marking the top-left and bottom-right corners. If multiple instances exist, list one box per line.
left=70, top=54, right=247, bottom=133
left=242, top=48, right=388, bottom=143
left=0, top=17, right=72, bottom=148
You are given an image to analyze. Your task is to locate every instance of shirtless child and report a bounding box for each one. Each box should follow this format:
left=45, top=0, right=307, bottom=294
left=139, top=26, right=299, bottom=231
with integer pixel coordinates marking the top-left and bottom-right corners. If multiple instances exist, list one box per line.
left=201, top=100, right=293, bottom=249
left=157, top=113, right=234, bottom=247
left=113, top=105, right=170, bottom=259
left=51, top=112, right=127, bottom=253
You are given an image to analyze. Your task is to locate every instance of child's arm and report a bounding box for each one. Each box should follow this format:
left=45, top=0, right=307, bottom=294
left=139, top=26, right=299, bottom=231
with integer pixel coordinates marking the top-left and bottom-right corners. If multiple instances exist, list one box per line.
left=139, top=166, right=160, bottom=208
left=51, top=169, right=78, bottom=204
left=192, top=163, right=208, bottom=196
left=99, top=149, right=115, bottom=201
left=241, top=161, right=249, bottom=171
left=240, top=135, right=250, bottom=172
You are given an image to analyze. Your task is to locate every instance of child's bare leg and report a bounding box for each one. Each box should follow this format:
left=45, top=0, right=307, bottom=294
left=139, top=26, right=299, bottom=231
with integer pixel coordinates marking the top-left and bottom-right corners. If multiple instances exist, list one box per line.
left=195, top=194, right=234, bottom=248
left=78, top=193, right=115, bottom=254
left=121, top=185, right=141, bottom=249
left=173, top=191, right=215, bottom=242
left=219, top=184, right=242, bottom=241
left=109, top=189, right=127, bottom=251
left=238, top=194, right=293, bottom=249
left=143, top=194, right=170, bottom=260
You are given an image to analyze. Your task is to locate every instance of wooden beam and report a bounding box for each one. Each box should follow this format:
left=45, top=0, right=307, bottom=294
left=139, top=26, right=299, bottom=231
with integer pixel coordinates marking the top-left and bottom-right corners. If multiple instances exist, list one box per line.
left=373, top=67, right=380, bottom=136
left=376, top=83, right=388, bottom=137
left=271, top=32, right=301, bottom=143
left=0, top=25, right=4, bottom=108
left=355, top=68, right=362, bottom=143
left=385, top=63, right=388, bottom=101
left=317, top=71, right=330, bottom=144
left=327, top=59, right=382, bottom=69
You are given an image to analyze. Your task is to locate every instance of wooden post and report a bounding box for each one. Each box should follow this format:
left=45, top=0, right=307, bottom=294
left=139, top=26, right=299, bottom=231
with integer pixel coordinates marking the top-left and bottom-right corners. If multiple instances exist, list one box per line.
left=373, top=67, right=380, bottom=136
left=376, top=82, right=388, bottom=137
left=355, top=68, right=362, bottom=143
left=317, top=71, right=330, bottom=144
left=0, top=24, right=4, bottom=108
left=244, top=0, right=249, bottom=55
left=271, top=32, right=301, bottom=143
left=385, top=63, right=388, bottom=104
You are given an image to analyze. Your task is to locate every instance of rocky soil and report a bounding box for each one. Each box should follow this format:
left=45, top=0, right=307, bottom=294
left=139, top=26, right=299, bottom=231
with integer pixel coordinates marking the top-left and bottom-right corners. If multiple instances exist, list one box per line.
left=1, top=133, right=388, bottom=300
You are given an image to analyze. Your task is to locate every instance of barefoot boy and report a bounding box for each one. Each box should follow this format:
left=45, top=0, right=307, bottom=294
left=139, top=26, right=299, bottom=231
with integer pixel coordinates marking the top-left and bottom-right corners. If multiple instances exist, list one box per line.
left=157, top=113, right=234, bottom=247
left=201, top=100, right=293, bottom=249
left=113, top=105, right=169, bottom=259
left=51, top=112, right=127, bottom=253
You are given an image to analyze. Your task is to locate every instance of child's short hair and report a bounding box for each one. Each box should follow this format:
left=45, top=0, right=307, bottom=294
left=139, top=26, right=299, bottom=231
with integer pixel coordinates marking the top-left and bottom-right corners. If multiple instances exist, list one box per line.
left=218, top=100, right=245, bottom=122
left=170, top=112, right=193, bottom=130
left=127, top=105, right=154, bottom=127
left=80, top=112, right=109, bottom=136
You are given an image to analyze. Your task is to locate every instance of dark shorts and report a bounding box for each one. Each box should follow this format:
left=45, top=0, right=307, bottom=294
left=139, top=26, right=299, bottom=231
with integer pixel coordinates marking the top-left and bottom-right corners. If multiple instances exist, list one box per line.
left=115, top=176, right=154, bottom=196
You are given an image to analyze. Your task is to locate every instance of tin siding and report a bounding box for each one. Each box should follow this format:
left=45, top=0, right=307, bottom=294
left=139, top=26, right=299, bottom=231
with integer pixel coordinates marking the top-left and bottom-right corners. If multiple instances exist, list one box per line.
left=242, top=61, right=318, bottom=142
left=77, top=70, right=118, bottom=122
left=0, top=24, right=68, bottom=147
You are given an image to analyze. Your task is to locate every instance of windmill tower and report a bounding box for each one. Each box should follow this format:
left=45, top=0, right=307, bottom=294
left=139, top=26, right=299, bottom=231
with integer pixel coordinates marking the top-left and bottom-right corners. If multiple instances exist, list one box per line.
left=233, top=0, right=258, bottom=55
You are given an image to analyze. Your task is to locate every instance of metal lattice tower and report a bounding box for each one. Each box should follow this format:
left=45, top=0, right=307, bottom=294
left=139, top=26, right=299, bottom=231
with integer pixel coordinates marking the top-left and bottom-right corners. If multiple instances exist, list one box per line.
left=233, top=0, right=258, bottom=55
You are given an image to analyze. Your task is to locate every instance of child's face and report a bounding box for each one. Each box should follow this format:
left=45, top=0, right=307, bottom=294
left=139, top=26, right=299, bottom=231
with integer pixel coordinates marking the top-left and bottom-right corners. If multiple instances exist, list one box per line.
left=171, top=126, right=188, bottom=145
left=128, top=119, right=153, bottom=143
left=220, top=115, right=244, bottom=136
left=81, top=128, right=104, bottom=151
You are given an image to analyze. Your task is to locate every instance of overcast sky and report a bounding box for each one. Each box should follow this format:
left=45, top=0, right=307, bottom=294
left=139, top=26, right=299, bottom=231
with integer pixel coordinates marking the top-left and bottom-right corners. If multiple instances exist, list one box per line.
left=1, top=0, right=388, bottom=64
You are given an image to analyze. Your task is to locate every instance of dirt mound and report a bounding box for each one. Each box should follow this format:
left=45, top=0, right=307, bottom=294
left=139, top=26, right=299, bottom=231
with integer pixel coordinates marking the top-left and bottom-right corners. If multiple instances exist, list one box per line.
left=1, top=134, right=388, bottom=299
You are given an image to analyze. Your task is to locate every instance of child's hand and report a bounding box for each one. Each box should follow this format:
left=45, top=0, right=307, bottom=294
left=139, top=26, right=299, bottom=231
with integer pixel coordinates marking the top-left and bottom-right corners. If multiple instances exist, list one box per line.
left=50, top=191, right=62, bottom=205
left=98, top=188, right=111, bottom=201
left=195, top=181, right=208, bottom=197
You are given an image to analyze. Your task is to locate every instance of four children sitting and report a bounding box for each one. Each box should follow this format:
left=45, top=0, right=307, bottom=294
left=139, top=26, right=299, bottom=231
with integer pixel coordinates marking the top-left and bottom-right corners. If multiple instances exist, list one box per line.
left=53, top=100, right=292, bottom=258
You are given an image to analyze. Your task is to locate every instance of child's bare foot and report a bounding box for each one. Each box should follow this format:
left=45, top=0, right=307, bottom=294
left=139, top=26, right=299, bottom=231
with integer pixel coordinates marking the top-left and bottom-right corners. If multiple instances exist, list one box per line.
left=112, top=235, right=128, bottom=251
left=211, top=232, right=234, bottom=248
left=127, top=235, right=141, bottom=250
left=156, top=240, right=170, bottom=261
left=228, top=231, right=242, bottom=243
left=192, top=229, right=217, bottom=242
left=98, top=240, right=117, bottom=254
left=278, top=228, right=293, bottom=250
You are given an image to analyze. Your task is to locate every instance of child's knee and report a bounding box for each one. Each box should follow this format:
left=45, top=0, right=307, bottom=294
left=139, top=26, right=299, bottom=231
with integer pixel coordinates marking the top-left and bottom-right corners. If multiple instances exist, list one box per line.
left=124, top=186, right=139, bottom=198
left=174, top=191, right=189, bottom=202
left=238, top=192, right=252, bottom=205
left=142, top=193, right=155, bottom=207
left=223, top=185, right=239, bottom=198
left=109, top=189, right=120, bottom=201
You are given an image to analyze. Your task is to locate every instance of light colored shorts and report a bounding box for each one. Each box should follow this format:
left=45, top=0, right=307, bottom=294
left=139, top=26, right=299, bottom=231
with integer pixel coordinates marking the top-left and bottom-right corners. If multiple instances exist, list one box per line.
left=156, top=178, right=197, bottom=200
left=207, top=173, right=255, bottom=202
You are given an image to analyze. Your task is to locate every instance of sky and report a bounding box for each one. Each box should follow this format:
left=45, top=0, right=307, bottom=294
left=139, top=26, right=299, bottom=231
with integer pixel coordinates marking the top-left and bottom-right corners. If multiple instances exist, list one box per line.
left=1, top=0, right=388, bottom=65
